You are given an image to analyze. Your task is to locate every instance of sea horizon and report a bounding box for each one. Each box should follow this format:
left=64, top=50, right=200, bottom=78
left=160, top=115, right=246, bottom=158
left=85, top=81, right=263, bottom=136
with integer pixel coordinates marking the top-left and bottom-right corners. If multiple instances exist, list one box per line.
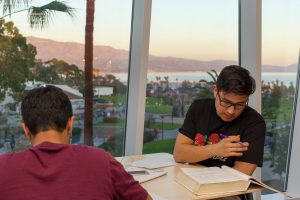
left=106, top=71, right=298, bottom=86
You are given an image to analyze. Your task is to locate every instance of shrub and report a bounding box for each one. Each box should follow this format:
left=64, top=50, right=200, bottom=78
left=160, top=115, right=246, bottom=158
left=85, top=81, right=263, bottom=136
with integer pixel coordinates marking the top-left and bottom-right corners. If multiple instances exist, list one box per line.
left=72, top=127, right=82, bottom=143
left=143, top=130, right=155, bottom=144
left=103, top=116, right=118, bottom=123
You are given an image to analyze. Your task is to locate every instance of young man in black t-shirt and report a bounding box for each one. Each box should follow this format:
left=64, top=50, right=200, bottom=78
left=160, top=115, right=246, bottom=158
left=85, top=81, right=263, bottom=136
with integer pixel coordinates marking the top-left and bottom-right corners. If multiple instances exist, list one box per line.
left=173, top=65, right=266, bottom=176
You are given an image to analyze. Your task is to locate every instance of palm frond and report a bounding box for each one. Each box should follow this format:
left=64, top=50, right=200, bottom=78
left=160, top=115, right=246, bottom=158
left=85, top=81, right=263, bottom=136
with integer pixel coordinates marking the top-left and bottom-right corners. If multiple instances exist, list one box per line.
left=1, top=0, right=30, bottom=16
left=211, top=69, right=218, bottom=78
left=207, top=70, right=218, bottom=84
left=27, top=1, right=74, bottom=29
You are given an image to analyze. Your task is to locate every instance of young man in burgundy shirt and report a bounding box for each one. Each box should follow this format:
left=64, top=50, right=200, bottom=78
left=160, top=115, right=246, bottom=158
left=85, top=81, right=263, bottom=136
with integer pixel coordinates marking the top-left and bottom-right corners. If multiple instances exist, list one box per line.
left=0, top=85, right=152, bottom=200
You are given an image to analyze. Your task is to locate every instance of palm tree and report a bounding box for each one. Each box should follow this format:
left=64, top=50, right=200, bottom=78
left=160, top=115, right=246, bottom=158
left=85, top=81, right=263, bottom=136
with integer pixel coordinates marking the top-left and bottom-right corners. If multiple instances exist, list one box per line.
left=207, top=69, right=218, bottom=84
left=0, top=1, right=74, bottom=29
left=164, top=76, right=169, bottom=89
left=83, top=0, right=95, bottom=146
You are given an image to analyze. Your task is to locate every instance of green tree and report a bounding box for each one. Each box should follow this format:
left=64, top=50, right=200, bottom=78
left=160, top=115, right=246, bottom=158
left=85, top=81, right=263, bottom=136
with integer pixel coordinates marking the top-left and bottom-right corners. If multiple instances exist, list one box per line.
left=103, top=74, right=126, bottom=95
left=0, top=1, right=75, bottom=100
left=35, top=58, right=84, bottom=92
left=0, top=19, right=36, bottom=101
left=164, top=76, right=169, bottom=89
left=35, top=64, right=61, bottom=84
left=181, top=80, right=192, bottom=90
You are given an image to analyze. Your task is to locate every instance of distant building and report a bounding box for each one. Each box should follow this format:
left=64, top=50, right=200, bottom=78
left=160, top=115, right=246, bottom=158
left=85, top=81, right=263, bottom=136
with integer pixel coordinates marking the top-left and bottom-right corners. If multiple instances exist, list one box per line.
left=49, top=84, right=83, bottom=99
left=93, top=86, right=114, bottom=96
left=2, top=81, right=87, bottom=116
left=25, top=81, right=83, bottom=99
left=25, top=81, right=46, bottom=90
left=0, top=89, right=16, bottom=114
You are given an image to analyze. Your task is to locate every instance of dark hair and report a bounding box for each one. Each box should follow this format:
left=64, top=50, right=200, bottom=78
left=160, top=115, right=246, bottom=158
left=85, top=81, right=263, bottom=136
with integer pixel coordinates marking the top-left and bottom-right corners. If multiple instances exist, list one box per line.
left=216, top=65, right=256, bottom=95
left=21, top=85, right=73, bottom=135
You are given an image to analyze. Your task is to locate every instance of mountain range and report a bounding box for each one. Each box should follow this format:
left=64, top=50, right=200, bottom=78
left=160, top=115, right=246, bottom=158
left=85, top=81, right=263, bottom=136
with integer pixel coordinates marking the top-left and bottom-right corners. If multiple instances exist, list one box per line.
left=26, top=36, right=298, bottom=73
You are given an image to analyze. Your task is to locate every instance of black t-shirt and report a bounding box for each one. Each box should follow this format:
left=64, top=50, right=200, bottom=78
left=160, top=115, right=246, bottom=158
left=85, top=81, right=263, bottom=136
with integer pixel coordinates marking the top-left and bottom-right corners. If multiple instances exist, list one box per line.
left=179, top=98, right=266, bottom=167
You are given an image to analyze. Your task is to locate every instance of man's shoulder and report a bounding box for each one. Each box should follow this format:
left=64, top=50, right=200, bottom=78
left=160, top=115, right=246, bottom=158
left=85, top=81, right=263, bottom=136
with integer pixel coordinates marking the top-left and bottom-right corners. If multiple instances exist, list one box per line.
left=0, top=151, right=28, bottom=168
left=242, top=106, right=265, bottom=123
left=69, top=145, right=114, bottom=166
left=0, top=153, right=7, bottom=162
left=70, top=144, right=107, bottom=155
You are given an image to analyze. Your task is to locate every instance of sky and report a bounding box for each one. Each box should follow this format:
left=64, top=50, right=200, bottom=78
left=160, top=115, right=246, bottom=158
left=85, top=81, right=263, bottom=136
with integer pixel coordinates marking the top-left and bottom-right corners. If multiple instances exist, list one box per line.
left=1, top=0, right=300, bottom=66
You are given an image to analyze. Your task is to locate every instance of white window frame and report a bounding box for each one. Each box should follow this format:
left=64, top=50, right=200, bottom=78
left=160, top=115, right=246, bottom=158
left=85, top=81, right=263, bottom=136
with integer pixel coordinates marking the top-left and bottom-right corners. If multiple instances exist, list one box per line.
left=286, top=54, right=300, bottom=199
left=125, top=1, right=300, bottom=199
left=125, top=0, right=152, bottom=156
left=240, top=1, right=262, bottom=199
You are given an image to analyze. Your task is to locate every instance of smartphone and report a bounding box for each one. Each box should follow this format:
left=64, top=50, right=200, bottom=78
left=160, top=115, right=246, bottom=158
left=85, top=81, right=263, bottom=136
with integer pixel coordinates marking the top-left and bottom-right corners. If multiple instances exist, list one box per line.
left=127, top=170, right=149, bottom=175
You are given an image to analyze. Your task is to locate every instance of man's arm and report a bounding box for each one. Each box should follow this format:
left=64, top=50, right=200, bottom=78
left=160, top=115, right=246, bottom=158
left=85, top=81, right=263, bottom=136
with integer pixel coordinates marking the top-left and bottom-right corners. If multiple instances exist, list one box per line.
left=110, top=155, right=151, bottom=200
left=234, top=161, right=257, bottom=176
left=173, top=133, right=215, bottom=163
left=173, top=133, right=249, bottom=163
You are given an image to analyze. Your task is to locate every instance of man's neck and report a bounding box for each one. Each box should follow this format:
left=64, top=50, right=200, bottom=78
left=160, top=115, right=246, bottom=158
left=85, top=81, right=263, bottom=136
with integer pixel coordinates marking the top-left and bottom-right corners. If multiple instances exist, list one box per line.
left=30, top=130, right=69, bottom=146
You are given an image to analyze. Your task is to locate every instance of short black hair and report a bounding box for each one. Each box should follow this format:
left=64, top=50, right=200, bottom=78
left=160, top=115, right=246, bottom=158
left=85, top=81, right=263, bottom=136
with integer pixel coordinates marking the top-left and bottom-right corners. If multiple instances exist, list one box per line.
left=21, top=85, right=73, bottom=135
left=216, top=65, right=256, bottom=95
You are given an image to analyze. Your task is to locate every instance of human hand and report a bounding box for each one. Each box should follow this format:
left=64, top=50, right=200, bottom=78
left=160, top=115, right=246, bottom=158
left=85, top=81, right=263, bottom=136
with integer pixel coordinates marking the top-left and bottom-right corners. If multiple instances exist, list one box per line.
left=213, top=135, right=249, bottom=158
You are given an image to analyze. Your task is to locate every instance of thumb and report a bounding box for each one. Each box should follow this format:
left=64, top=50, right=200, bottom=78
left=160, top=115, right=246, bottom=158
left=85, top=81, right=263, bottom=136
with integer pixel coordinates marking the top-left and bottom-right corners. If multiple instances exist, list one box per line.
left=225, top=135, right=241, bottom=143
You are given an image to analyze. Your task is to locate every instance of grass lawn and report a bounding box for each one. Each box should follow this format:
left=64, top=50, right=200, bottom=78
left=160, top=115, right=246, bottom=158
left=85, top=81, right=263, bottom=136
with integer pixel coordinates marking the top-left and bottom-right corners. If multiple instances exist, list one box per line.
left=143, top=139, right=176, bottom=154
left=96, top=95, right=126, bottom=105
left=95, top=118, right=125, bottom=126
left=149, top=122, right=181, bottom=130
left=145, top=105, right=172, bottom=114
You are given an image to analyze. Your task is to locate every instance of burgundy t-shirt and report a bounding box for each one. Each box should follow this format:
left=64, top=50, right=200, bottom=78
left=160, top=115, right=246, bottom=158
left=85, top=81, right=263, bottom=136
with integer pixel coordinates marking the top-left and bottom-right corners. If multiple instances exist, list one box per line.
left=0, top=142, right=148, bottom=200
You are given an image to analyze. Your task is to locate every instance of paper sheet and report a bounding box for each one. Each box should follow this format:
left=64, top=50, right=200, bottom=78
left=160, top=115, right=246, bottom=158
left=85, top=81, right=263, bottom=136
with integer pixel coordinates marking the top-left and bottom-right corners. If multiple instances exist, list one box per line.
left=148, top=192, right=168, bottom=200
left=131, top=153, right=176, bottom=169
left=133, top=170, right=167, bottom=183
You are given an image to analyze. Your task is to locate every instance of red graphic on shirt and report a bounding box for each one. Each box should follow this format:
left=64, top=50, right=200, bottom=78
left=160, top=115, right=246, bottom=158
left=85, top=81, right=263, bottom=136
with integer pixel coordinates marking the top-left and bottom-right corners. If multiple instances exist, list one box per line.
left=208, top=133, right=220, bottom=144
left=195, top=133, right=206, bottom=146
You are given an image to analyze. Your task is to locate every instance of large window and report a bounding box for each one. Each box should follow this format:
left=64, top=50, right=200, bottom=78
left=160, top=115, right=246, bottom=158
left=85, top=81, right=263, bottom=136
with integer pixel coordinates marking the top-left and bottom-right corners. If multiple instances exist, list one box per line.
left=143, top=0, right=238, bottom=154
left=261, top=0, right=300, bottom=193
left=0, top=0, right=133, bottom=156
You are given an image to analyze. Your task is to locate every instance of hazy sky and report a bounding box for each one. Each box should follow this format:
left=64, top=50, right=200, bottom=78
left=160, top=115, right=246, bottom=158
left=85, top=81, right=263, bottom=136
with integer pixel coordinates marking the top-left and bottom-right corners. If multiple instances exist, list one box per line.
left=2, top=0, right=299, bottom=66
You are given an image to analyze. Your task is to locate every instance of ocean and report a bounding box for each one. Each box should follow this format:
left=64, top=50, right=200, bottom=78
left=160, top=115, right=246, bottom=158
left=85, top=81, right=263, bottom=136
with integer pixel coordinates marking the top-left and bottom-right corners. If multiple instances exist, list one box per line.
left=111, top=72, right=298, bottom=86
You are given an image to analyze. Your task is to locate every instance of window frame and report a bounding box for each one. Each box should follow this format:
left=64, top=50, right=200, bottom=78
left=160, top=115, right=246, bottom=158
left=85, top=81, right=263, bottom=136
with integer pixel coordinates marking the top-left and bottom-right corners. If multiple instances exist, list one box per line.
left=124, top=0, right=300, bottom=198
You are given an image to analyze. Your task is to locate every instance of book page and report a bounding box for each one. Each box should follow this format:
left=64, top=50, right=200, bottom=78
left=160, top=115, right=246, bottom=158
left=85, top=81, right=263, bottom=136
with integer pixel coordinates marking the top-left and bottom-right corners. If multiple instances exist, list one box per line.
left=181, top=167, right=246, bottom=184
left=131, top=153, right=176, bottom=169
left=249, top=179, right=292, bottom=198
left=221, top=165, right=250, bottom=180
left=220, top=166, right=292, bottom=198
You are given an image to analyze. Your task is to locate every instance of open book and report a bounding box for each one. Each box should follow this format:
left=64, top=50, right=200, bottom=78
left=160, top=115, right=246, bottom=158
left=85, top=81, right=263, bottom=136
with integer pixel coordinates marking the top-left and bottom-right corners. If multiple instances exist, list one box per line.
left=175, top=165, right=290, bottom=197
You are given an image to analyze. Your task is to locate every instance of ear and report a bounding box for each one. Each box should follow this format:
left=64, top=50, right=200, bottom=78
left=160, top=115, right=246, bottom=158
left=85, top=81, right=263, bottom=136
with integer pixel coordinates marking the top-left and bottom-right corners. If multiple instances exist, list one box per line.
left=213, top=84, right=218, bottom=98
left=66, top=116, right=74, bottom=136
left=22, top=123, right=32, bottom=140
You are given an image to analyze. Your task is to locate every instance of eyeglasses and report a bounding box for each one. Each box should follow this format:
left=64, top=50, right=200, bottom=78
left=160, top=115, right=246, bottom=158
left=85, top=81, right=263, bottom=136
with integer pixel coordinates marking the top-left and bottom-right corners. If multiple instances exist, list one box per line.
left=217, top=92, right=248, bottom=110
